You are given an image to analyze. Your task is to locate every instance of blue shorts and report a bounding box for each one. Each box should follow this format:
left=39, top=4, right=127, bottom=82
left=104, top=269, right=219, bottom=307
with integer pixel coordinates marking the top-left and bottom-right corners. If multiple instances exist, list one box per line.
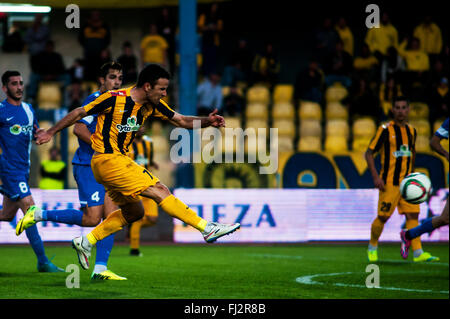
left=0, top=172, right=32, bottom=201
left=73, top=164, right=105, bottom=208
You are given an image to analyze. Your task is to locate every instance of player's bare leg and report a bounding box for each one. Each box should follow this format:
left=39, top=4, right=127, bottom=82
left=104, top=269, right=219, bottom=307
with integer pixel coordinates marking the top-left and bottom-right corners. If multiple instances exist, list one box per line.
left=0, top=196, right=19, bottom=221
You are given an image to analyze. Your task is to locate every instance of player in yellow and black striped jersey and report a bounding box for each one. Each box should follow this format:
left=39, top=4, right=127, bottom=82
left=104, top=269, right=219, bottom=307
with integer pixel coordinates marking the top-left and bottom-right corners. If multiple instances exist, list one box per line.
left=127, top=126, right=159, bottom=256
left=365, top=96, right=439, bottom=263
left=31, top=64, right=240, bottom=271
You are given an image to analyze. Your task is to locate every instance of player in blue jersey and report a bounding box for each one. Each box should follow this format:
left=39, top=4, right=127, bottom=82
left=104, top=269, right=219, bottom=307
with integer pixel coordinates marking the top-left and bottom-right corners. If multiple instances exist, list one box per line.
left=0, top=70, right=63, bottom=272
left=400, top=118, right=449, bottom=257
left=16, top=62, right=127, bottom=280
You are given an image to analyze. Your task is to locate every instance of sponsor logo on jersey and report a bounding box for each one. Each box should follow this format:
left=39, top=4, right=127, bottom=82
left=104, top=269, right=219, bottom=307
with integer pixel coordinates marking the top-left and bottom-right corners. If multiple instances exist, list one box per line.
left=9, top=124, right=33, bottom=135
left=116, top=116, right=140, bottom=133
left=393, top=144, right=411, bottom=158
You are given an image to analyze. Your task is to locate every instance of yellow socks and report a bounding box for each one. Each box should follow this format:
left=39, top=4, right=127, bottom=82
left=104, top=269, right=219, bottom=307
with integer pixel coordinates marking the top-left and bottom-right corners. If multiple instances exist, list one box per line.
left=129, top=217, right=156, bottom=250
left=159, top=195, right=207, bottom=231
left=86, top=209, right=128, bottom=245
left=369, top=217, right=385, bottom=247
left=406, top=219, right=422, bottom=252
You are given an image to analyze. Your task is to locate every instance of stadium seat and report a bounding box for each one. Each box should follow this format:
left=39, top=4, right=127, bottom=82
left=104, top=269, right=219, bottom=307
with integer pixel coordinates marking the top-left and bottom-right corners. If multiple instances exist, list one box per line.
left=415, top=135, right=431, bottom=152
left=81, top=81, right=98, bottom=95
left=409, top=102, right=429, bottom=120
left=224, top=117, right=242, bottom=129
left=325, top=83, right=348, bottom=103
left=245, top=102, right=269, bottom=120
left=68, top=130, right=78, bottom=154
left=298, top=136, right=322, bottom=151
left=299, top=101, right=322, bottom=120
left=410, top=119, right=431, bottom=137
left=324, top=135, right=348, bottom=152
left=37, top=121, right=54, bottom=162
left=245, top=118, right=268, bottom=135
left=245, top=135, right=267, bottom=154
left=272, top=84, right=294, bottom=103
left=325, top=102, right=348, bottom=120
left=277, top=136, right=294, bottom=152
left=352, top=137, right=372, bottom=152
left=222, top=86, right=243, bottom=97
left=222, top=133, right=244, bottom=154
left=299, top=119, right=322, bottom=138
left=325, top=119, right=349, bottom=138
left=37, top=82, right=62, bottom=110
left=152, top=135, right=170, bottom=154
left=272, top=102, right=295, bottom=119
left=352, top=117, right=377, bottom=139
left=433, top=118, right=446, bottom=133
left=246, top=85, right=270, bottom=104
left=273, top=119, right=296, bottom=137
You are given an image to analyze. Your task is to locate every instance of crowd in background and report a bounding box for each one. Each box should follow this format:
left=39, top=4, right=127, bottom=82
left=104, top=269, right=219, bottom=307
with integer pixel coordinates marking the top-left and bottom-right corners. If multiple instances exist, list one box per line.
left=1, top=2, right=448, bottom=135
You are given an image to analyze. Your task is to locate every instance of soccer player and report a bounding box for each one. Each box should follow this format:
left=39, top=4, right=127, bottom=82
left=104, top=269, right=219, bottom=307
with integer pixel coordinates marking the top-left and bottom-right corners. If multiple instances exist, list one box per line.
left=21, top=63, right=240, bottom=271
left=400, top=118, right=449, bottom=256
left=365, top=96, right=438, bottom=262
left=16, top=62, right=127, bottom=280
left=127, top=126, right=159, bottom=257
left=0, top=70, right=63, bottom=272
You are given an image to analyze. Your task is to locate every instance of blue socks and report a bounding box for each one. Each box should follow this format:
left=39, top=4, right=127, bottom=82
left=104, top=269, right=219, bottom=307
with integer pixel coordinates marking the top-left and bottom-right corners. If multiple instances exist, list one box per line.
left=95, top=234, right=115, bottom=269
left=407, top=217, right=435, bottom=240
left=42, top=209, right=83, bottom=226
left=25, top=224, right=49, bottom=265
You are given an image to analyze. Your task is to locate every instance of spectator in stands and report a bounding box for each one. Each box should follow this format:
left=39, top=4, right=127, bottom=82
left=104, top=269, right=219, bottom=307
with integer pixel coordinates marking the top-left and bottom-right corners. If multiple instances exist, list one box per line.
left=221, top=54, right=246, bottom=87
left=314, top=17, right=340, bottom=67
left=397, top=37, right=430, bottom=100
left=294, top=59, right=324, bottom=104
left=349, top=78, right=383, bottom=122
left=68, top=58, right=85, bottom=83
left=428, top=77, right=449, bottom=124
left=39, top=146, right=67, bottom=190
left=335, top=17, right=354, bottom=56
left=24, top=14, right=50, bottom=63
left=223, top=38, right=253, bottom=86
left=157, top=6, right=177, bottom=74
left=2, top=22, right=24, bottom=53
left=379, top=74, right=402, bottom=119
left=197, top=2, right=224, bottom=76
left=413, top=15, right=442, bottom=64
left=65, top=78, right=85, bottom=112
left=117, top=41, right=138, bottom=86
left=252, top=41, right=280, bottom=89
left=365, top=12, right=398, bottom=62
left=380, top=46, right=405, bottom=83
left=140, top=23, right=169, bottom=69
left=78, top=10, right=111, bottom=81
left=197, top=72, right=223, bottom=116
left=27, top=40, right=71, bottom=103
left=222, top=84, right=245, bottom=117
left=353, top=43, right=379, bottom=83
left=324, top=39, right=353, bottom=88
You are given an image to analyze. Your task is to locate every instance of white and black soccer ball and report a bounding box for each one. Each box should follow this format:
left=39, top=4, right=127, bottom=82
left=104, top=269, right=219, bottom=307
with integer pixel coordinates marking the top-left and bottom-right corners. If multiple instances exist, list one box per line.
left=400, top=172, right=432, bottom=204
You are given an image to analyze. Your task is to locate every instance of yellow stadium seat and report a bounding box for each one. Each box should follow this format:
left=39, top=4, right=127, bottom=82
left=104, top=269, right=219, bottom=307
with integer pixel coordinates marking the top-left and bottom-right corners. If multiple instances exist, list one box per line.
left=433, top=118, right=446, bottom=133
left=272, top=102, right=295, bottom=119
left=68, top=130, right=78, bottom=154
left=299, top=101, right=322, bottom=120
left=298, top=136, right=322, bottom=151
left=37, top=121, right=54, bottom=162
left=299, top=119, right=322, bottom=138
left=273, top=119, right=296, bottom=137
left=326, top=102, right=348, bottom=120
left=245, top=135, right=266, bottom=154
left=272, top=84, right=294, bottom=103
left=326, top=119, right=349, bottom=138
left=37, top=82, right=62, bottom=110
left=224, top=117, right=241, bottom=129
left=415, top=135, right=431, bottom=152
left=409, top=102, right=429, bottom=120
left=410, top=119, right=430, bottom=137
left=277, top=136, right=294, bottom=152
left=245, top=102, right=268, bottom=120
left=246, top=118, right=268, bottom=133
left=152, top=135, right=170, bottom=154
left=325, top=136, right=348, bottom=152
left=222, top=86, right=243, bottom=97
left=246, top=85, right=270, bottom=104
left=353, top=117, right=377, bottom=139
left=352, top=137, right=372, bottom=152
left=325, top=83, right=348, bottom=103
left=82, top=81, right=98, bottom=95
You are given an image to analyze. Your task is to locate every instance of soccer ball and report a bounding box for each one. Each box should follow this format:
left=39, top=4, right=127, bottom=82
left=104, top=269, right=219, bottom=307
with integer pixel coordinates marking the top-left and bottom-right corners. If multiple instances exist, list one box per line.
left=400, top=172, right=432, bottom=204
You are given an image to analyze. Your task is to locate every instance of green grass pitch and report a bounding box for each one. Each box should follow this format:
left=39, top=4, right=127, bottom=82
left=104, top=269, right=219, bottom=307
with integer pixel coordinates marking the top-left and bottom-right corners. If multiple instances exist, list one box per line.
left=0, top=243, right=448, bottom=299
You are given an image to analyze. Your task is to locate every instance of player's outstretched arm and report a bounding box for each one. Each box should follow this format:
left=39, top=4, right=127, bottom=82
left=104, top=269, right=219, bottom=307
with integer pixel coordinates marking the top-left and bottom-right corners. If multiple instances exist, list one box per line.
left=35, top=107, right=88, bottom=145
left=169, top=108, right=225, bottom=129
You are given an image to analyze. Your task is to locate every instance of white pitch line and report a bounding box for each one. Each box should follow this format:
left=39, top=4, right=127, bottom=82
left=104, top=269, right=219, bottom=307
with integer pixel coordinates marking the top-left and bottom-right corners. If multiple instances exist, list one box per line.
left=295, top=272, right=449, bottom=295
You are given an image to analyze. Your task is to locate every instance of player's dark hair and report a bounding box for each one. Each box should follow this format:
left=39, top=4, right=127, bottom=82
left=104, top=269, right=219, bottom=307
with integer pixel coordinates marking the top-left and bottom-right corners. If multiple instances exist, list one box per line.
left=136, top=63, right=171, bottom=88
left=392, top=95, right=409, bottom=106
left=2, top=70, right=21, bottom=86
left=99, top=61, right=122, bottom=79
